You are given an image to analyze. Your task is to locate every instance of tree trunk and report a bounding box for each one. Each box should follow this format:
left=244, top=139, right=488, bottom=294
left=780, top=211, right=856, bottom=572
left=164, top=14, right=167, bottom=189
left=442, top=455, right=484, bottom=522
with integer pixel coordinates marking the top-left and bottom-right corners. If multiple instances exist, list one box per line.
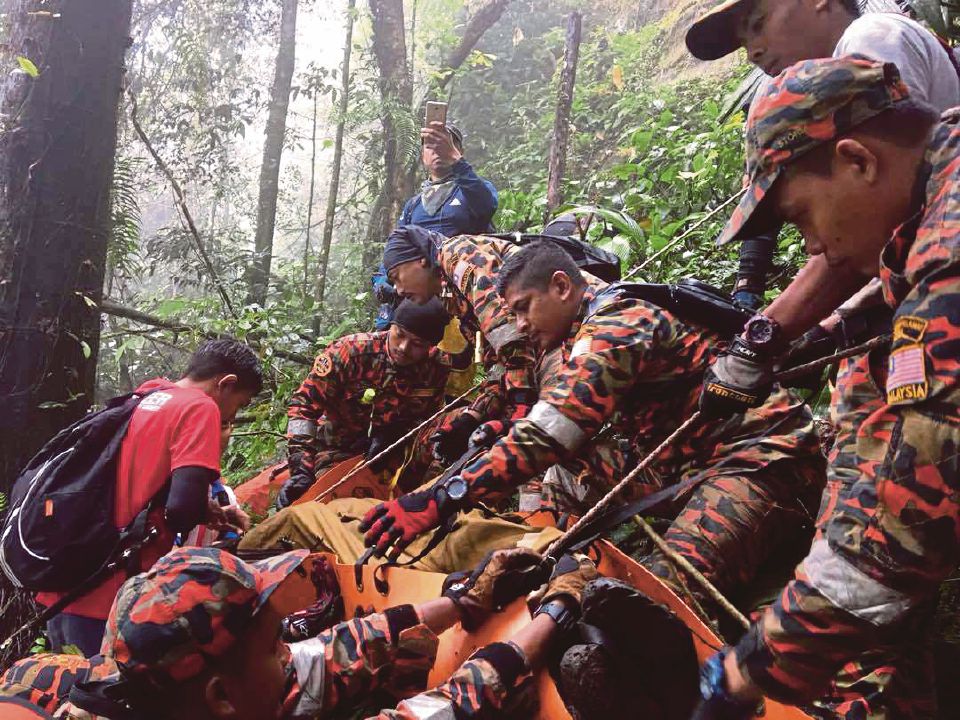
left=0, top=0, right=132, bottom=669
left=0, top=0, right=133, bottom=483
left=247, top=0, right=298, bottom=306
left=314, top=0, right=356, bottom=330
left=546, top=11, right=582, bottom=218
left=303, top=91, right=318, bottom=298
left=369, top=0, right=412, bottom=246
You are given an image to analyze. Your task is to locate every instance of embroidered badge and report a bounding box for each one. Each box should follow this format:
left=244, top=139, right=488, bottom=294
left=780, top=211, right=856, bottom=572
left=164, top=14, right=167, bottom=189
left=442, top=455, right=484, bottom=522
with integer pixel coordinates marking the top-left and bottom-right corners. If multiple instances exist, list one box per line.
left=313, top=352, right=333, bottom=377
left=886, top=344, right=928, bottom=404
left=570, top=337, right=593, bottom=359
left=893, top=315, right=928, bottom=344
left=452, top=259, right=474, bottom=290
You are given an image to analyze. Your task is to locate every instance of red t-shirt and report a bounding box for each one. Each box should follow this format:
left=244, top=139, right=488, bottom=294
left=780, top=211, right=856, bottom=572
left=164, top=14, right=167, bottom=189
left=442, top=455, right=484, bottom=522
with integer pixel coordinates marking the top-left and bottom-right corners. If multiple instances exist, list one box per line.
left=37, top=379, right=221, bottom=620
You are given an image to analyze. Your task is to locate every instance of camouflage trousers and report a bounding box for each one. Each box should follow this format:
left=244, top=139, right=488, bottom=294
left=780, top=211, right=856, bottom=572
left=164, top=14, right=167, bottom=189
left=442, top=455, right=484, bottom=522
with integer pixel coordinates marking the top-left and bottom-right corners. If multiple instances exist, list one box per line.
left=807, top=621, right=936, bottom=720
left=543, top=439, right=824, bottom=628
left=803, top=473, right=937, bottom=720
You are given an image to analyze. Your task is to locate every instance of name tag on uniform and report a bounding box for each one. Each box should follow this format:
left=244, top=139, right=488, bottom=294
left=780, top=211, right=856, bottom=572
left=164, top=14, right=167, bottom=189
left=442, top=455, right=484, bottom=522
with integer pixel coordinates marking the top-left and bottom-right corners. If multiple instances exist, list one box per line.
left=408, top=389, right=439, bottom=398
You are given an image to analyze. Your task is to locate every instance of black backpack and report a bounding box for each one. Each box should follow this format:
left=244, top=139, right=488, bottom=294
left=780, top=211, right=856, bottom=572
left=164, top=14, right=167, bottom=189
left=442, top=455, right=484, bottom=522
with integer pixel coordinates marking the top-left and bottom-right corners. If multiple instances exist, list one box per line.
left=493, top=232, right=623, bottom=283
left=600, top=279, right=753, bottom=338
left=0, top=390, right=161, bottom=592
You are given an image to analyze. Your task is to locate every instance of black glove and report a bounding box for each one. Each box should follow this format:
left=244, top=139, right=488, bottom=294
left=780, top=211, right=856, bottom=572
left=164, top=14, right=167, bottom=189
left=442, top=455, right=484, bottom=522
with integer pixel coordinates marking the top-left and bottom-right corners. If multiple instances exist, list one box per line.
left=430, top=413, right=481, bottom=464
left=276, top=472, right=315, bottom=509
left=281, top=556, right=343, bottom=641
left=366, top=423, right=405, bottom=473
left=442, top=548, right=545, bottom=630
left=778, top=324, right=835, bottom=391
left=699, top=337, right=775, bottom=418
left=691, top=651, right=758, bottom=720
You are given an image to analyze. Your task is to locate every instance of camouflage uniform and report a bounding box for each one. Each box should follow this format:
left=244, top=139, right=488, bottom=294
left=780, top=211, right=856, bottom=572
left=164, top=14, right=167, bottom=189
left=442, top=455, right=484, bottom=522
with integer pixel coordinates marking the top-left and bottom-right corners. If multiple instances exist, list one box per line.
left=461, top=282, right=825, bottom=613
left=0, top=655, right=115, bottom=716
left=708, top=58, right=960, bottom=718
left=289, top=619, right=530, bottom=719
left=0, top=548, right=530, bottom=720
left=436, top=234, right=539, bottom=419
left=800, top=352, right=937, bottom=719
left=288, top=331, right=454, bottom=488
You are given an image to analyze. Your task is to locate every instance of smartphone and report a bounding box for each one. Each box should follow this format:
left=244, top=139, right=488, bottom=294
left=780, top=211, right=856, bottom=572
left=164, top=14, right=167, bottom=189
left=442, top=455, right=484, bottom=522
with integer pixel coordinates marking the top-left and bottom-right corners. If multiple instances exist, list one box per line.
left=425, top=101, right=448, bottom=127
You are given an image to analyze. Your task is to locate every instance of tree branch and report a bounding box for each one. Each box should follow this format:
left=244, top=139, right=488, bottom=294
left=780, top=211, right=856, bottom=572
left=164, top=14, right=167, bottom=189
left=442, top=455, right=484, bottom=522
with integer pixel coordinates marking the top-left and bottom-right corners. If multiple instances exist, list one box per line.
left=99, top=298, right=312, bottom=367
left=436, top=0, right=514, bottom=89
left=126, top=91, right=239, bottom=318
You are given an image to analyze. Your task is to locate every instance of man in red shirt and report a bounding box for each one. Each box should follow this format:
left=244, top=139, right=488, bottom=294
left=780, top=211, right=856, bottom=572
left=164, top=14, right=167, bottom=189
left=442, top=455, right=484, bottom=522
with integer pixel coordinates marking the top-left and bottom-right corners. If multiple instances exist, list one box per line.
left=36, top=338, right=263, bottom=656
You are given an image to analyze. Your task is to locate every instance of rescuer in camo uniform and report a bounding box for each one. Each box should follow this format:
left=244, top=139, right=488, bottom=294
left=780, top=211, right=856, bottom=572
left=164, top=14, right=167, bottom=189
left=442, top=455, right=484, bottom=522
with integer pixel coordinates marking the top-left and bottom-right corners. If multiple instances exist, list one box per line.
left=691, top=57, right=960, bottom=720
left=362, top=241, right=825, bottom=630
left=277, top=298, right=460, bottom=508
left=0, top=546, right=598, bottom=720
left=381, top=226, right=547, bottom=466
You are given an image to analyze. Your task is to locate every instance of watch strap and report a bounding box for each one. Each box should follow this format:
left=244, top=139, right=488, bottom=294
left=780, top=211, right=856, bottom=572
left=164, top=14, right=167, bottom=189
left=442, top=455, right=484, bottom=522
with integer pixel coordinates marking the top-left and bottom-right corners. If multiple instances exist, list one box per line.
left=534, top=599, right=578, bottom=633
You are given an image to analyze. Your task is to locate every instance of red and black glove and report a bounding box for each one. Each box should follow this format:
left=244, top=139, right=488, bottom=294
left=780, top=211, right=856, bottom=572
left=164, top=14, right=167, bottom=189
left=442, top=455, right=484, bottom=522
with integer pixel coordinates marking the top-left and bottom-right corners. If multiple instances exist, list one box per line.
left=359, top=478, right=464, bottom=561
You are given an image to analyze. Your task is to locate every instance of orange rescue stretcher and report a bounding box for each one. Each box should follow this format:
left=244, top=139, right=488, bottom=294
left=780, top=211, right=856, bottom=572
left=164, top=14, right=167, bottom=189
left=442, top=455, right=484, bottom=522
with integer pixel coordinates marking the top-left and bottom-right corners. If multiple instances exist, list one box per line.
left=250, top=461, right=812, bottom=720
left=234, top=455, right=383, bottom=515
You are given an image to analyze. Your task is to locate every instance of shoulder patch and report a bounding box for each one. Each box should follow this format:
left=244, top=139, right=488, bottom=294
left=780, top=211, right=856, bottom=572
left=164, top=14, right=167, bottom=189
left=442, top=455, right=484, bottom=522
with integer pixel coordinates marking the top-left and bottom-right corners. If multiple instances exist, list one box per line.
left=452, top=259, right=474, bottom=290
left=886, top=343, right=928, bottom=405
left=892, top=315, right=928, bottom=344
left=570, top=337, right=593, bottom=359
left=313, top=352, right=334, bottom=377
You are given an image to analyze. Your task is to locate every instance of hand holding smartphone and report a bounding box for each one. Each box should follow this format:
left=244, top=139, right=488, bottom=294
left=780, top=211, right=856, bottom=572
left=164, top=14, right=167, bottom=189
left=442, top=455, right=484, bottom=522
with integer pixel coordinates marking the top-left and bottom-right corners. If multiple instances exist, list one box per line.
left=425, top=101, right=448, bottom=127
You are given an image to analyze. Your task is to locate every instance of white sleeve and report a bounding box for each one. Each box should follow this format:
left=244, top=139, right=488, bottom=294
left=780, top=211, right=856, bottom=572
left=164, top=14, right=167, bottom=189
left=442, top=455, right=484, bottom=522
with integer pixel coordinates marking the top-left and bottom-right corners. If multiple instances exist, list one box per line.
left=834, top=14, right=936, bottom=105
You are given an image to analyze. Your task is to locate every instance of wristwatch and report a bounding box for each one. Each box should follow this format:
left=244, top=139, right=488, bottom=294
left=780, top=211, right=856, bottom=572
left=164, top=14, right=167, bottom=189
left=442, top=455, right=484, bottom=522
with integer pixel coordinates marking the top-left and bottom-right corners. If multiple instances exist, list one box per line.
left=699, top=649, right=757, bottom=712
left=534, top=599, right=578, bottom=633
left=434, top=474, right=470, bottom=511
left=743, top=314, right=785, bottom=354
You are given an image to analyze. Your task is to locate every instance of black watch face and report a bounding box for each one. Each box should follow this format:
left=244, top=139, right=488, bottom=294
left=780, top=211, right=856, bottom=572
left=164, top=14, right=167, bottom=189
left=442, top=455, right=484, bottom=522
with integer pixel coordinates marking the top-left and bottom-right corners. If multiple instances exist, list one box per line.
left=446, top=476, right=469, bottom=501
left=747, top=317, right=776, bottom=345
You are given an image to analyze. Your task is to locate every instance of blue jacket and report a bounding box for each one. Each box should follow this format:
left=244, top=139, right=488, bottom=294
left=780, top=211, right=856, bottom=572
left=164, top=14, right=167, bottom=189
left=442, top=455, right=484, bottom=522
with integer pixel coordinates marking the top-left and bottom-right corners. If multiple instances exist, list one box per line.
left=397, top=159, right=498, bottom=236
left=374, top=159, right=498, bottom=330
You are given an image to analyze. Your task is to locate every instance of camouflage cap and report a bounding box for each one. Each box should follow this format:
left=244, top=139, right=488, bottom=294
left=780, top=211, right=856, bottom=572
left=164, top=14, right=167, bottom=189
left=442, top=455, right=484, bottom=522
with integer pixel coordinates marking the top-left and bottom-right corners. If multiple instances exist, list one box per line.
left=717, top=56, right=910, bottom=246
left=102, top=547, right=308, bottom=685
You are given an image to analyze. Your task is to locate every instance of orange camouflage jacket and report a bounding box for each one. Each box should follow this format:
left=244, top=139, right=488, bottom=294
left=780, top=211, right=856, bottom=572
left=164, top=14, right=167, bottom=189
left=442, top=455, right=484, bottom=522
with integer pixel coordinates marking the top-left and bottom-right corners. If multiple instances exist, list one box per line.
left=461, top=280, right=821, bottom=504
left=733, top=109, right=960, bottom=706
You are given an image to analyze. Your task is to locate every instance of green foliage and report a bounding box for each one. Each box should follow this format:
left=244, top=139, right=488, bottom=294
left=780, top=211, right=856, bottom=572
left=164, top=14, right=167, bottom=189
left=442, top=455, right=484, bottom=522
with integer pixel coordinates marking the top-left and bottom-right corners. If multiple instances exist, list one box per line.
left=16, top=56, right=38, bottom=77
left=109, top=157, right=144, bottom=281
left=96, top=1, right=811, bottom=485
left=458, top=13, right=804, bottom=292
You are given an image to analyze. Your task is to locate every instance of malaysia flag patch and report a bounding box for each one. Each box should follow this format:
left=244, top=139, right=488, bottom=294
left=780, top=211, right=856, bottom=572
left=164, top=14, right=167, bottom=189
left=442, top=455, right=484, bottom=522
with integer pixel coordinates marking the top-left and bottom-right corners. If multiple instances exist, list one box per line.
left=887, top=344, right=928, bottom=404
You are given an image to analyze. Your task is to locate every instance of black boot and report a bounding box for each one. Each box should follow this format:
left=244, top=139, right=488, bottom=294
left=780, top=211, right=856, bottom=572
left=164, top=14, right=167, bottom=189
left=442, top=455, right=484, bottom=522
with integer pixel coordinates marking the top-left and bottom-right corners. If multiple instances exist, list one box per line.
left=558, top=577, right=700, bottom=720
